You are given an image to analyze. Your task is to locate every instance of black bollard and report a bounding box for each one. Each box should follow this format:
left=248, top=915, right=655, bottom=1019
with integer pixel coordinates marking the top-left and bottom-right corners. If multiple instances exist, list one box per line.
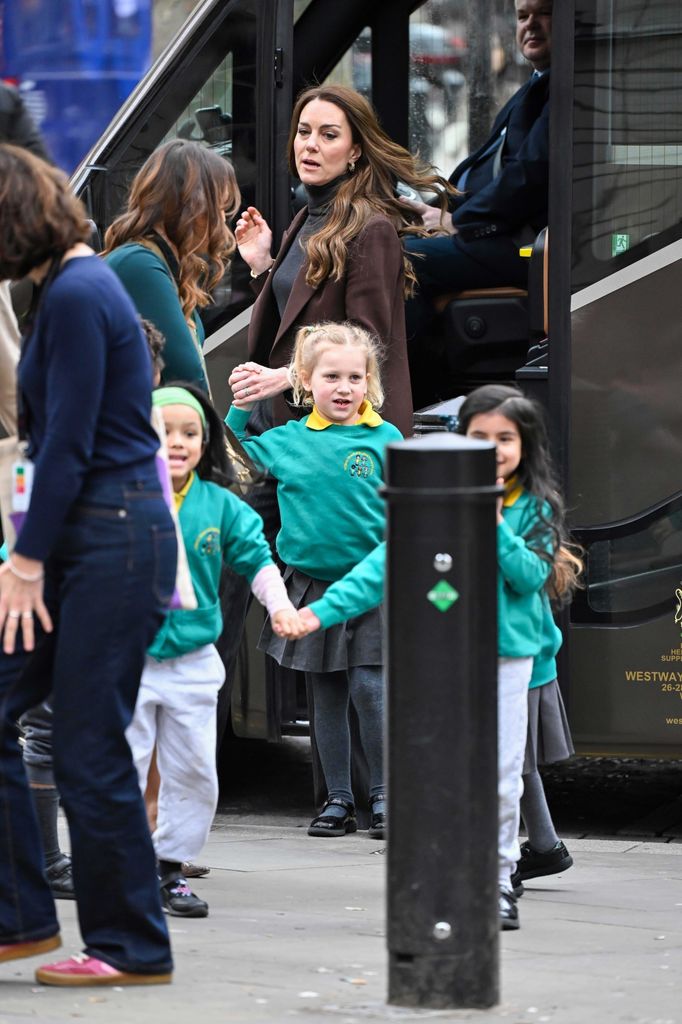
left=384, top=433, right=500, bottom=1010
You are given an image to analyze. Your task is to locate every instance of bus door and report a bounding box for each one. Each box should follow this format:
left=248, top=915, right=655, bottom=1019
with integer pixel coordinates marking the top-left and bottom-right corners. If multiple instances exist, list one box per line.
left=548, top=0, right=682, bottom=754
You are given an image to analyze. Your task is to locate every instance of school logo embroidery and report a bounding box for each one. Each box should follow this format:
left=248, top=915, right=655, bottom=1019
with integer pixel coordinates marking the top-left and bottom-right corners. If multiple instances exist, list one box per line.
left=194, top=527, right=220, bottom=556
left=344, top=451, right=375, bottom=479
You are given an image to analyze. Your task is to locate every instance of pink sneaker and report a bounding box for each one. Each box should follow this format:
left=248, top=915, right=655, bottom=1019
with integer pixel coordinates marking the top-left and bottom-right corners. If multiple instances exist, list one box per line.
left=0, top=934, right=61, bottom=964
left=35, top=952, right=172, bottom=987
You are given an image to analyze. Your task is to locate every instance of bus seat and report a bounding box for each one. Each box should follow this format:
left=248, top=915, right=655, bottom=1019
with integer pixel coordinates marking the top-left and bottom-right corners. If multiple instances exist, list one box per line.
left=433, top=228, right=548, bottom=384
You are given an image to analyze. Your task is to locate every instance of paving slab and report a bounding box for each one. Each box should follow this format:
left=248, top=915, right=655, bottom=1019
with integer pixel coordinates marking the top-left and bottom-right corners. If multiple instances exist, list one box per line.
left=0, top=821, right=680, bottom=1024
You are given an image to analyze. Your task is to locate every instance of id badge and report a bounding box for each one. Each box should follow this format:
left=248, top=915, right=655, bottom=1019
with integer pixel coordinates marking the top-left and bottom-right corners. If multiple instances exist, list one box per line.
left=11, top=457, right=34, bottom=513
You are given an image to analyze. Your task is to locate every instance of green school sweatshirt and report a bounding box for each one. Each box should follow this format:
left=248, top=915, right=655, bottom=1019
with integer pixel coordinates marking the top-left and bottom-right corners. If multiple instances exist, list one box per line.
left=226, top=405, right=402, bottom=582
left=148, top=474, right=272, bottom=660
left=309, top=541, right=386, bottom=628
left=530, top=594, right=563, bottom=688
left=497, top=489, right=553, bottom=658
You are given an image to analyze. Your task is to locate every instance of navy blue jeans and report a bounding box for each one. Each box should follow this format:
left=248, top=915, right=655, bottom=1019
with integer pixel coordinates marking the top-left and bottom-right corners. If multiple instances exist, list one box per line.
left=0, top=469, right=177, bottom=974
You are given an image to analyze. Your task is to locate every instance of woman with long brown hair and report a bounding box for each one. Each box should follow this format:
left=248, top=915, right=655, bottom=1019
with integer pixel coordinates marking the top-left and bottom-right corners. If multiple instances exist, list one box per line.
left=225, top=86, right=452, bottom=819
left=0, top=144, right=176, bottom=984
left=230, top=83, right=452, bottom=437
left=104, top=138, right=239, bottom=392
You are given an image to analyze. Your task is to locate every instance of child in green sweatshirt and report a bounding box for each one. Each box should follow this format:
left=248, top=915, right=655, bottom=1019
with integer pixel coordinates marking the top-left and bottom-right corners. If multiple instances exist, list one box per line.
left=127, top=385, right=298, bottom=920
left=227, top=321, right=402, bottom=842
left=459, top=384, right=578, bottom=932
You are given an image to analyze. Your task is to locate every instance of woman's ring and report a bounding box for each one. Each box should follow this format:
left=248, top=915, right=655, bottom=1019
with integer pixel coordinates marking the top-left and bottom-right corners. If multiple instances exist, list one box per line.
left=8, top=611, right=20, bottom=619
left=245, top=387, right=250, bottom=396
left=21, top=612, right=33, bottom=619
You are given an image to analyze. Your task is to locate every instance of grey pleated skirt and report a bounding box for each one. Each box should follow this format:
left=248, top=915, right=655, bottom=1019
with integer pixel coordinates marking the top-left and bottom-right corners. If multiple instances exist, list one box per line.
left=523, top=678, right=574, bottom=774
left=259, top=567, right=383, bottom=673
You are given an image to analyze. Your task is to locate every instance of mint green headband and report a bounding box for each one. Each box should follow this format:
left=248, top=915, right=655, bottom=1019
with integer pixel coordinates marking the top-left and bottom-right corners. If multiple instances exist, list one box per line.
left=152, top=386, right=207, bottom=429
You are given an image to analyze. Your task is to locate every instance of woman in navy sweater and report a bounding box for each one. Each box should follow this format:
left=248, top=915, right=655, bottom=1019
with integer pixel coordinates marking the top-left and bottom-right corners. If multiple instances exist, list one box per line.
left=0, top=145, right=176, bottom=986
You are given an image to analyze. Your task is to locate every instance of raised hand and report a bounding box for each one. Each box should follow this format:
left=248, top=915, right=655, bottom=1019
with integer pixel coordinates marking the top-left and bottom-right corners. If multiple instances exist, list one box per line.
left=235, top=206, right=274, bottom=275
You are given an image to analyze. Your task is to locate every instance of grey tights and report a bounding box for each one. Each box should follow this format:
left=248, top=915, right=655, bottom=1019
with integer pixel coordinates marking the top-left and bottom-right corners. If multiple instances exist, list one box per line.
left=308, top=666, right=384, bottom=811
left=520, top=768, right=559, bottom=852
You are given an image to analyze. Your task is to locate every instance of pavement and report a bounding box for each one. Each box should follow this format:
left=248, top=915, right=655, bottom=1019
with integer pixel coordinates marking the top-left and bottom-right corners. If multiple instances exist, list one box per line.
left=1, top=815, right=681, bottom=1024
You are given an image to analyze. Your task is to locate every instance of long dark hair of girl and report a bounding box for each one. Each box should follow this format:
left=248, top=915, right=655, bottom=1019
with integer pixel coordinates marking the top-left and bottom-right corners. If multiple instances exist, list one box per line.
left=457, top=384, right=582, bottom=601
left=158, top=381, right=239, bottom=491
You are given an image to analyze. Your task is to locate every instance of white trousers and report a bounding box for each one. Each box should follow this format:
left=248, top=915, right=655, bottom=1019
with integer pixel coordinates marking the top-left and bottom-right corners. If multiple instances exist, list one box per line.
left=126, top=644, right=225, bottom=863
left=498, top=656, right=532, bottom=890
left=0, top=281, right=20, bottom=436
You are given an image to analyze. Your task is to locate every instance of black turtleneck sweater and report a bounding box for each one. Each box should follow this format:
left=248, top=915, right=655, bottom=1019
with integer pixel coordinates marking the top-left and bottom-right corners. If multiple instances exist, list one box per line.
left=271, top=175, right=348, bottom=318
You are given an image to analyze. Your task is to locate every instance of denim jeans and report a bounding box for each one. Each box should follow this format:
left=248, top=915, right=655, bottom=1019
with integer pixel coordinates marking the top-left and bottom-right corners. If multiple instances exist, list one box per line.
left=0, top=467, right=177, bottom=974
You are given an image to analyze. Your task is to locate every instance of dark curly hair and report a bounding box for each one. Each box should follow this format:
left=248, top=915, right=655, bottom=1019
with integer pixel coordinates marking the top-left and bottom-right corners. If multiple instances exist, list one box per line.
left=0, top=144, right=90, bottom=279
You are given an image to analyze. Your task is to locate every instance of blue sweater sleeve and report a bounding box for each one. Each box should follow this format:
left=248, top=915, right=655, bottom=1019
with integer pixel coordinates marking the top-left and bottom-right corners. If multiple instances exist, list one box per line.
left=15, top=290, right=109, bottom=562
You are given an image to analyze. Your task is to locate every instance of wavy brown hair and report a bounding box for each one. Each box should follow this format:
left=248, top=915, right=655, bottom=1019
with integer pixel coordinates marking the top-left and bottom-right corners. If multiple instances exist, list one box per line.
left=287, top=85, right=455, bottom=296
left=103, top=139, right=240, bottom=318
left=0, top=144, right=90, bottom=279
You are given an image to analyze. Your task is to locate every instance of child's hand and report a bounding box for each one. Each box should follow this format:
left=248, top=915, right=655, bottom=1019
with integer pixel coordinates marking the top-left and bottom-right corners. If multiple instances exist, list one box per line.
left=298, top=607, right=321, bottom=635
left=271, top=607, right=305, bottom=639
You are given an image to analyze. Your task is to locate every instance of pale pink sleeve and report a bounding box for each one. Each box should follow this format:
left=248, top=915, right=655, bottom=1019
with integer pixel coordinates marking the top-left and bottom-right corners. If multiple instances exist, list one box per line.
left=250, top=564, right=294, bottom=617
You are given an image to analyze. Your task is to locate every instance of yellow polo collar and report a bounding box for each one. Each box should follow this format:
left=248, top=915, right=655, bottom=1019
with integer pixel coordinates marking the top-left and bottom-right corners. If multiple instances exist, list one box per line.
left=173, top=470, right=195, bottom=511
left=306, top=400, right=383, bottom=430
left=503, top=475, right=523, bottom=507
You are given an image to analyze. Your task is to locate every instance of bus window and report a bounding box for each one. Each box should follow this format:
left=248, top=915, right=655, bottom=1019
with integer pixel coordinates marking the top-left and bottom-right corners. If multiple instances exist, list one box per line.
left=583, top=504, right=682, bottom=618
left=572, top=0, right=682, bottom=289
left=160, top=49, right=241, bottom=326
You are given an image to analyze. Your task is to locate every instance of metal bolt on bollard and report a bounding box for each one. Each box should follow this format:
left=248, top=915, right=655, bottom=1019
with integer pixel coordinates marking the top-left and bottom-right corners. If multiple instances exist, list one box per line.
left=383, top=432, right=500, bottom=1010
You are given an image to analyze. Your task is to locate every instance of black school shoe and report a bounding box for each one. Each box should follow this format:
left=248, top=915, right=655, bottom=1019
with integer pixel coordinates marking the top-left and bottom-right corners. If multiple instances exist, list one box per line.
left=308, top=798, right=357, bottom=837
left=368, top=794, right=386, bottom=840
left=159, top=874, right=209, bottom=918
left=46, top=854, right=75, bottom=901
left=514, top=840, right=573, bottom=883
left=499, top=889, right=520, bottom=931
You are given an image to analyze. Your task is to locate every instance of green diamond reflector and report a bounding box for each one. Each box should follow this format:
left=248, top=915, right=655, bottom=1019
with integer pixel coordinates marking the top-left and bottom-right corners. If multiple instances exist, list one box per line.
left=426, top=579, right=459, bottom=612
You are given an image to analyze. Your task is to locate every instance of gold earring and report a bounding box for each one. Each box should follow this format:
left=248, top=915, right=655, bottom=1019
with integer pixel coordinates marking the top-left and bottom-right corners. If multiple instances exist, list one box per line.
left=348, top=160, right=355, bottom=173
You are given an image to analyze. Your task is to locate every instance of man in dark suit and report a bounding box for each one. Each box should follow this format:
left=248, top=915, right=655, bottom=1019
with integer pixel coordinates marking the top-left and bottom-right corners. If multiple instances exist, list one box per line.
left=404, top=0, right=551, bottom=333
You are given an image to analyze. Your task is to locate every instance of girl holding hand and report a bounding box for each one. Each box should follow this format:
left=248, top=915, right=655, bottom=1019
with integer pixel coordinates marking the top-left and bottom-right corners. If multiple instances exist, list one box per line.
left=126, top=385, right=299, bottom=918
left=227, top=321, right=401, bottom=840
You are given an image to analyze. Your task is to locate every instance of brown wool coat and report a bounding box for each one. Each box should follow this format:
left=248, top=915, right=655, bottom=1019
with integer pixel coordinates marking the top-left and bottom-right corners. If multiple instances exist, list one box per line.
left=247, top=208, right=413, bottom=437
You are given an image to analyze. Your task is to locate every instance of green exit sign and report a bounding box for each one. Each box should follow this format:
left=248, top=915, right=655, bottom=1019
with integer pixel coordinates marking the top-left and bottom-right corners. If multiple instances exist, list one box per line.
left=612, top=233, right=630, bottom=257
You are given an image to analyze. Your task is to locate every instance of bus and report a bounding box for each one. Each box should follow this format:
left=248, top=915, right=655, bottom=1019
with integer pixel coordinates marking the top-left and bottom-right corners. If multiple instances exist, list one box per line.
left=71, top=0, right=682, bottom=758
left=0, top=0, right=152, bottom=172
